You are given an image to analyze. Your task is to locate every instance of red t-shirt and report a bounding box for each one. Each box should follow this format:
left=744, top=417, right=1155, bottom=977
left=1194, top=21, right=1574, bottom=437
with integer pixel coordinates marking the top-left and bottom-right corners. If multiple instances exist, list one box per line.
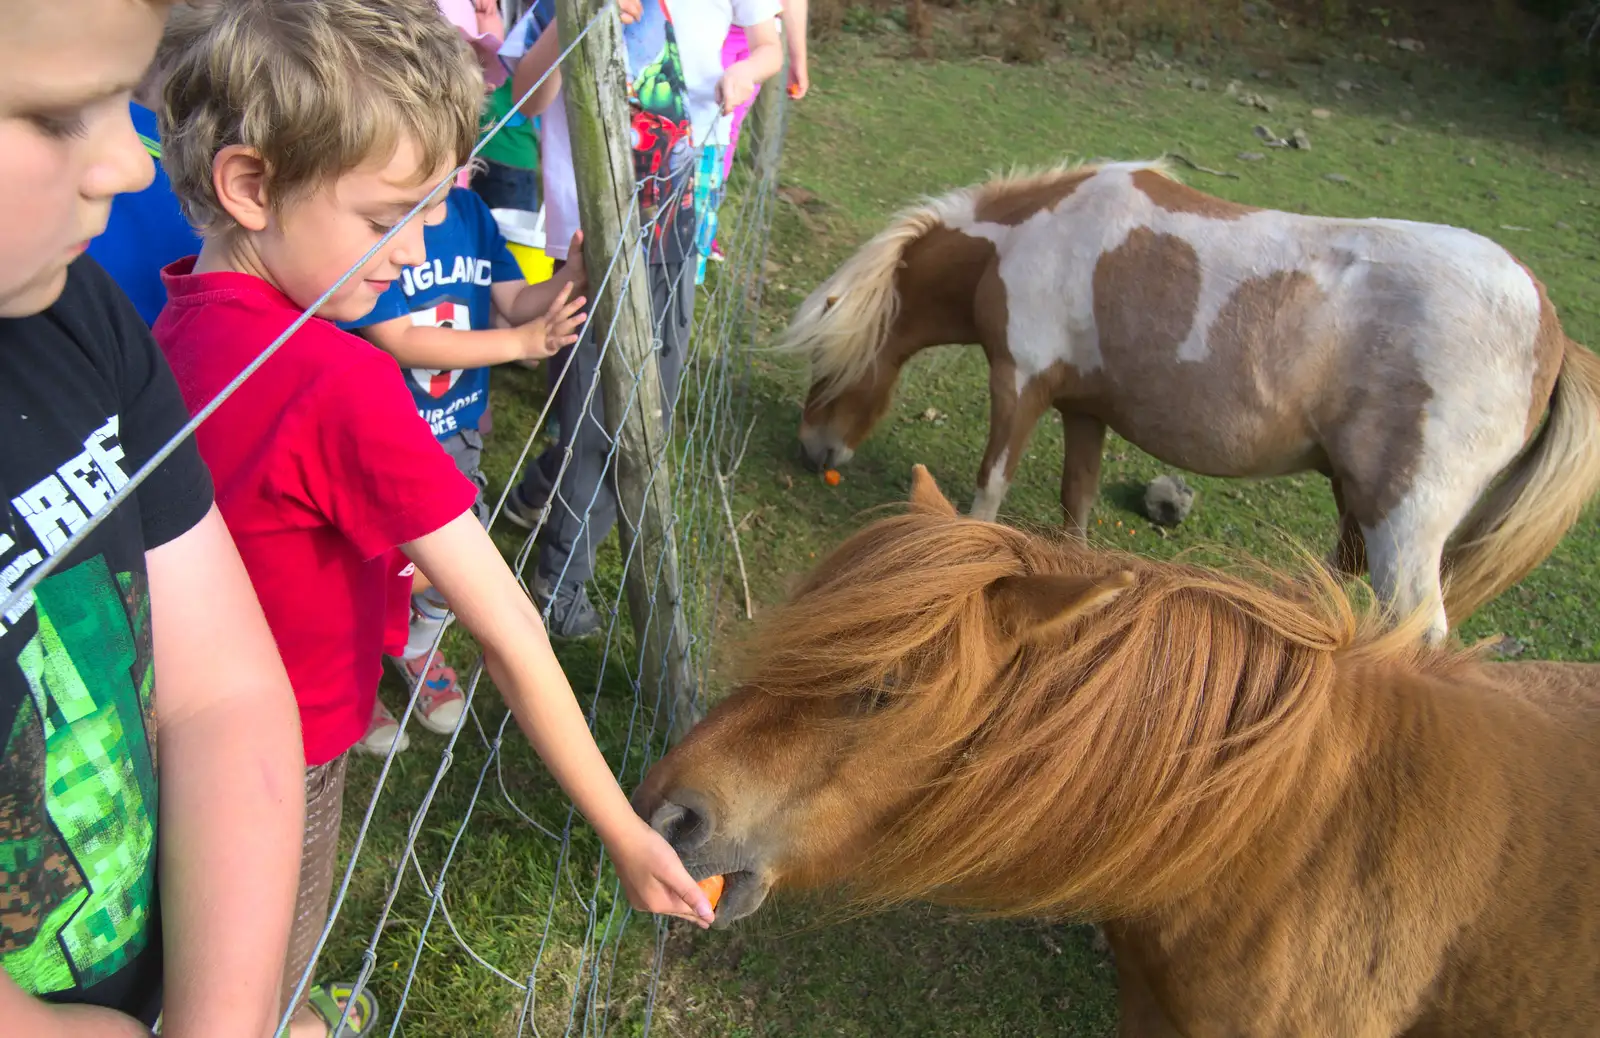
left=155, top=259, right=478, bottom=765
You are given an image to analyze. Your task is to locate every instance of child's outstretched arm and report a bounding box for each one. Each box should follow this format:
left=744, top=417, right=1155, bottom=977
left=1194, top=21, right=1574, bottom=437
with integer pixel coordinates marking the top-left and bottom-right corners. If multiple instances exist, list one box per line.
left=402, top=513, right=715, bottom=926
left=359, top=282, right=586, bottom=369
left=148, top=507, right=305, bottom=1038
left=492, top=231, right=590, bottom=329
left=781, top=0, right=810, bottom=99
left=717, top=18, right=785, bottom=114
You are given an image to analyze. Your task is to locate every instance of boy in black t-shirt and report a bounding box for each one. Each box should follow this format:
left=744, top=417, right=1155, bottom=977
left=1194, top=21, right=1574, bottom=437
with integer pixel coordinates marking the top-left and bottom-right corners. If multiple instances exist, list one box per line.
left=0, top=2, right=304, bottom=1036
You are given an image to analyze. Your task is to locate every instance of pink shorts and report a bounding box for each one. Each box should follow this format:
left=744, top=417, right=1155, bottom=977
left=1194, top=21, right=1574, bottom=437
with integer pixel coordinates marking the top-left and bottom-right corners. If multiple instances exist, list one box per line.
left=720, top=25, right=761, bottom=180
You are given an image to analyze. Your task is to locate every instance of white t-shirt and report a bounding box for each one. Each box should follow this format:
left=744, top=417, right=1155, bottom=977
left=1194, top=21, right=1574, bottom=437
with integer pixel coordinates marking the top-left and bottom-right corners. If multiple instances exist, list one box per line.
left=499, top=0, right=783, bottom=256
left=671, top=0, right=782, bottom=149
left=500, top=10, right=578, bottom=260
left=538, top=90, right=578, bottom=261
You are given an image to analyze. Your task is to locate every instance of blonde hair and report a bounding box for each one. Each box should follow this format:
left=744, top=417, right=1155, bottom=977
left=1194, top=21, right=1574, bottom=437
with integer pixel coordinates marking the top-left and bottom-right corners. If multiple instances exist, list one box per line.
left=159, top=0, right=483, bottom=233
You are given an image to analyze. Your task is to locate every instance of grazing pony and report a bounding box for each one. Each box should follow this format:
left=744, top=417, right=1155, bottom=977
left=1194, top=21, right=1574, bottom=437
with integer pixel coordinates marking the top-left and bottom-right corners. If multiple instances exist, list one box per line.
left=783, top=159, right=1600, bottom=642
left=634, top=465, right=1600, bottom=1037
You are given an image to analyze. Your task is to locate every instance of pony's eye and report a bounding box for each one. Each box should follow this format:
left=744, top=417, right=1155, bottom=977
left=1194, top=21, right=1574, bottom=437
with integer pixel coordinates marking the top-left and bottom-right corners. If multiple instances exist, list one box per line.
left=857, top=673, right=899, bottom=713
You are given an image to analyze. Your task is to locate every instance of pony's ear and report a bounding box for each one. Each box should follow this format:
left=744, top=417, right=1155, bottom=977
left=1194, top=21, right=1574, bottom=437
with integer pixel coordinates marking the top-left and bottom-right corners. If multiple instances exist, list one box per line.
left=985, top=571, right=1136, bottom=644
left=909, top=464, right=957, bottom=517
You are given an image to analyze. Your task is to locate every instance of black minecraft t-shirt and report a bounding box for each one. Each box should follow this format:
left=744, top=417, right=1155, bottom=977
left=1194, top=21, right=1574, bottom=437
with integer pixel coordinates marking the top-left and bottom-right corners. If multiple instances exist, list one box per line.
left=0, top=256, right=213, bottom=1025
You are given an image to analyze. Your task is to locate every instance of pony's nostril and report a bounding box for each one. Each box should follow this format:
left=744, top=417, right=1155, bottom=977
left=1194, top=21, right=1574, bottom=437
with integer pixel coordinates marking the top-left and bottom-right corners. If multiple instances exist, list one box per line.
left=649, top=799, right=711, bottom=853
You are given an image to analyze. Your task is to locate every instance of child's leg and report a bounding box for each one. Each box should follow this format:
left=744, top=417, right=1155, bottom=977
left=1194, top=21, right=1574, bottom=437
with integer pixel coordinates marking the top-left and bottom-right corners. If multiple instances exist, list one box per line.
left=650, top=215, right=698, bottom=423
left=281, top=756, right=375, bottom=1037
left=469, top=159, right=541, bottom=214
left=721, top=88, right=758, bottom=184
left=693, top=145, right=726, bottom=282
left=531, top=334, right=615, bottom=630
left=719, top=27, right=754, bottom=183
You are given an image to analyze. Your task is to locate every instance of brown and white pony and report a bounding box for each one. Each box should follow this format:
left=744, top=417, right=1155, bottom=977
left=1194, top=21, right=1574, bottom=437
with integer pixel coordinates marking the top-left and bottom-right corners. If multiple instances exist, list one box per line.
left=635, top=465, right=1600, bottom=1037
left=783, top=159, right=1600, bottom=642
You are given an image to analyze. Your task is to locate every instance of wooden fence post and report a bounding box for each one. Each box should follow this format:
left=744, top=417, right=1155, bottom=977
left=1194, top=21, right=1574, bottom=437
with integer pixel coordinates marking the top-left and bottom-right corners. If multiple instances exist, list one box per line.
left=556, top=0, right=698, bottom=740
left=742, top=44, right=788, bottom=184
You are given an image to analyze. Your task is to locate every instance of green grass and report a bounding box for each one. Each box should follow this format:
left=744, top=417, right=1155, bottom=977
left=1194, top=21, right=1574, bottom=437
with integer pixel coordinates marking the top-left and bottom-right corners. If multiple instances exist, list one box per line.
left=318, top=23, right=1600, bottom=1037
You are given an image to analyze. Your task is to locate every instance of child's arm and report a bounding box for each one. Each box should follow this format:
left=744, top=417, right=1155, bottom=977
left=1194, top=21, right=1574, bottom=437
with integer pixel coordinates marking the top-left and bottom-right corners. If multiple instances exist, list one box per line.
left=717, top=18, right=785, bottom=114
left=511, top=21, right=564, bottom=119
left=402, top=513, right=715, bottom=926
left=0, top=973, right=152, bottom=1038
left=781, top=0, right=810, bottom=99
left=148, top=506, right=305, bottom=1038
left=360, top=283, right=586, bottom=369
left=491, top=232, right=590, bottom=328
left=510, top=0, right=643, bottom=118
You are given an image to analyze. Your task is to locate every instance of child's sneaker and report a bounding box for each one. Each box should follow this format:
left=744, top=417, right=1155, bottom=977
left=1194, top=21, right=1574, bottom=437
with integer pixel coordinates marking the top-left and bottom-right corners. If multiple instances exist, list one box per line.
left=502, top=482, right=546, bottom=531
left=390, top=652, right=467, bottom=735
left=356, top=698, right=410, bottom=757
left=709, top=240, right=725, bottom=263
left=531, top=576, right=603, bottom=639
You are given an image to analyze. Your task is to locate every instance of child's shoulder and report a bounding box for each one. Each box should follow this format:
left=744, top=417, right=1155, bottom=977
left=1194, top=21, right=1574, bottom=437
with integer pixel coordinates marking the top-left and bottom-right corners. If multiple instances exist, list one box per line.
left=440, top=187, right=517, bottom=265
left=445, top=186, right=501, bottom=236
left=160, top=270, right=394, bottom=385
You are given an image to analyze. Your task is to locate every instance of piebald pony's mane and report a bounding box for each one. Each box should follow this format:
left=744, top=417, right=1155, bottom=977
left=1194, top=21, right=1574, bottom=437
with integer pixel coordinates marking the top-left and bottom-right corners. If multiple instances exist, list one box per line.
left=780, top=158, right=1178, bottom=401
left=740, top=504, right=1473, bottom=917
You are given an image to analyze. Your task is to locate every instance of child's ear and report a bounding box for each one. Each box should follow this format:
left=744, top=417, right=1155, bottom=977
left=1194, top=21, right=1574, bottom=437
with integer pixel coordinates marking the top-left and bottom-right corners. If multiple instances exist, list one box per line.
left=211, top=145, right=271, bottom=232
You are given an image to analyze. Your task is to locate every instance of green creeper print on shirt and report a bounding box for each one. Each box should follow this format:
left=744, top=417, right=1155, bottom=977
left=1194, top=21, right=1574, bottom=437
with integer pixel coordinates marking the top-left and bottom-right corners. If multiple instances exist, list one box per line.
left=0, top=555, right=157, bottom=994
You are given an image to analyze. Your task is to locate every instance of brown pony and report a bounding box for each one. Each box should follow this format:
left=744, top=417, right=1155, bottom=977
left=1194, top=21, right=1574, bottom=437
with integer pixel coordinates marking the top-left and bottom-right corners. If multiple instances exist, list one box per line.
left=783, top=159, right=1600, bottom=643
left=634, top=465, right=1600, bottom=1036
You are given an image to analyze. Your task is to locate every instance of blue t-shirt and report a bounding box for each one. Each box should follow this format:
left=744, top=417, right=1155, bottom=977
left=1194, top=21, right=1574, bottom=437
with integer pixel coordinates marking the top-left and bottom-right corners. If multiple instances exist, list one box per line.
left=343, top=188, right=522, bottom=440
left=86, top=103, right=203, bottom=326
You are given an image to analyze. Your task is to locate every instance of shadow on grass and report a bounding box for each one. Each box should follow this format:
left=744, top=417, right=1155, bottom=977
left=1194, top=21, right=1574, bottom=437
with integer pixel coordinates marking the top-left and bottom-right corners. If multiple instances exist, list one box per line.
left=656, top=898, right=1120, bottom=1038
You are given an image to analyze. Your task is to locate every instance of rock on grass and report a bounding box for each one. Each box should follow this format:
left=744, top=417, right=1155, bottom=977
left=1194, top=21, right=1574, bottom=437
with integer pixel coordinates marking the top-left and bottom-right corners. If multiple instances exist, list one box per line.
left=1144, top=474, right=1196, bottom=527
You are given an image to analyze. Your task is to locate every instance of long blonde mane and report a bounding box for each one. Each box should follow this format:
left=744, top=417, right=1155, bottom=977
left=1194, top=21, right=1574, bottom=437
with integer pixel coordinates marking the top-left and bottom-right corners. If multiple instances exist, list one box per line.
left=738, top=506, right=1471, bottom=918
left=779, top=158, right=1177, bottom=401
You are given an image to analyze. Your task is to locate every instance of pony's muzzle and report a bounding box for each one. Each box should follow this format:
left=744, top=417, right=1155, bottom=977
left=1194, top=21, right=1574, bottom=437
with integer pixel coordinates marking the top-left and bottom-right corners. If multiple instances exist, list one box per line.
left=798, top=422, right=854, bottom=471
left=647, top=794, right=713, bottom=856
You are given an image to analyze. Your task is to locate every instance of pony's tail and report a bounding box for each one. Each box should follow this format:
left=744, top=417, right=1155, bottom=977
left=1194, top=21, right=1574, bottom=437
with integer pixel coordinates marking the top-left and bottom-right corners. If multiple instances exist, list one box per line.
left=1443, top=340, right=1600, bottom=621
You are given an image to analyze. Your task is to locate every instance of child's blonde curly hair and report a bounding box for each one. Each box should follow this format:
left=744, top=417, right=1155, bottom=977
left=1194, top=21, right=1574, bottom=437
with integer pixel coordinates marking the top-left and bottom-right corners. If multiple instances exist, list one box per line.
left=159, top=0, right=483, bottom=234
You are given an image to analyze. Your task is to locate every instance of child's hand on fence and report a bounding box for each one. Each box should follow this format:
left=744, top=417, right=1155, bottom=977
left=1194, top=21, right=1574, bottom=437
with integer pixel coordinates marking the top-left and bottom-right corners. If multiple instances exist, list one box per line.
left=519, top=281, right=587, bottom=362
left=562, top=231, right=590, bottom=298
left=717, top=65, right=758, bottom=115
left=618, top=0, right=643, bottom=24
left=609, top=819, right=715, bottom=927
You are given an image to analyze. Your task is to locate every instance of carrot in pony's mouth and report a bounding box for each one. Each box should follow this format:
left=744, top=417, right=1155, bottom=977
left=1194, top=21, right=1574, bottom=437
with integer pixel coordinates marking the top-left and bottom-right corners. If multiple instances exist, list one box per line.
left=697, top=874, right=726, bottom=909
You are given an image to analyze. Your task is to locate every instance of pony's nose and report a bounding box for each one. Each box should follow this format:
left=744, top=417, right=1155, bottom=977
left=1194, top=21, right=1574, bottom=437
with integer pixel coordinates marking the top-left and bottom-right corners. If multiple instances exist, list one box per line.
left=648, top=795, right=713, bottom=855
left=797, top=437, right=828, bottom=471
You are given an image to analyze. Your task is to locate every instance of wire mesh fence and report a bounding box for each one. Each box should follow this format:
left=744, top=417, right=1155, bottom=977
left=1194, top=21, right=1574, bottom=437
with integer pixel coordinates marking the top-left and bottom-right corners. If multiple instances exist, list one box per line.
left=279, top=5, right=791, bottom=1035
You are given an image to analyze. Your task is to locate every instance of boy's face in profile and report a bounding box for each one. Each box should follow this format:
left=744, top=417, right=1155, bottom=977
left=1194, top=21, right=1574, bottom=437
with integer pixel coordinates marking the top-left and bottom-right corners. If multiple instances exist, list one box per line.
left=235, top=136, right=452, bottom=324
left=0, top=0, right=164, bottom=317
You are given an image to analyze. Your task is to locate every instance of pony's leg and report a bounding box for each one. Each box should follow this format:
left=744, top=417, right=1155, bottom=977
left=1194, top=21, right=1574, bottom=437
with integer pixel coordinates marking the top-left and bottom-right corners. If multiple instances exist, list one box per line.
left=971, top=376, right=1050, bottom=523
left=1361, top=493, right=1457, bottom=645
left=1058, top=409, right=1106, bottom=538
left=1110, top=941, right=1186, bottom=1038
left=1328, top=477, right=1368, bottom=578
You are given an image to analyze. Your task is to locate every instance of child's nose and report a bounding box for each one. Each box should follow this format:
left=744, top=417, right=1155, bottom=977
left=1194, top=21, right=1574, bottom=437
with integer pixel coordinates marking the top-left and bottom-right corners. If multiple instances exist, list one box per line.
left=391, top=216, right=427, bottom=268
left=83, top=106, right=157, bottom=202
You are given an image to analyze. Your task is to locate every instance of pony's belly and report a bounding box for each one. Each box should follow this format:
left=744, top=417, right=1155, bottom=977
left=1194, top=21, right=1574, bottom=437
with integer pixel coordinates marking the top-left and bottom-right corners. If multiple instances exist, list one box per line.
left=1109, top=422, right=1324, bottom=480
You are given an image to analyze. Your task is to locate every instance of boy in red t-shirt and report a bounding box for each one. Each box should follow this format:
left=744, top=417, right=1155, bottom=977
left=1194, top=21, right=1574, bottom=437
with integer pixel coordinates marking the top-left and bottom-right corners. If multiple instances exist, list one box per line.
left=151, top=1, right=714, bottom=1034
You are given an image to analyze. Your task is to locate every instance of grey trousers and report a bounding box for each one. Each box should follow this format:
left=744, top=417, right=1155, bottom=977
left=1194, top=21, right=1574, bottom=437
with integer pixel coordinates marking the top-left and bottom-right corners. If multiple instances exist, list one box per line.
left=516, top=259, right=694, bottom=587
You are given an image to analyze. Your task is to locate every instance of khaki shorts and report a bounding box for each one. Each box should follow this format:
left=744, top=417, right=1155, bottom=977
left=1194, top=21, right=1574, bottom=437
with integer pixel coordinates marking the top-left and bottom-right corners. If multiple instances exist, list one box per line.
left=278, top=753, right=348, bottom=1019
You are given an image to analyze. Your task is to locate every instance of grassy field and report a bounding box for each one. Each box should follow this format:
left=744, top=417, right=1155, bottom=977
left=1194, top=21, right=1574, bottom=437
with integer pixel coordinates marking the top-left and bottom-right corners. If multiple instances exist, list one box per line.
left=321, top=16, right=1600, bottom=1037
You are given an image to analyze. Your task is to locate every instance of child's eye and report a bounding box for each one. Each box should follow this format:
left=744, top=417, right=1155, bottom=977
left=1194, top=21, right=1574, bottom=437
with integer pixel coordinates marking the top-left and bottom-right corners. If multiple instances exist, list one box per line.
left=29, top=111, right=89, bottom=140
left=368, top=220, right=394, bottom=235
